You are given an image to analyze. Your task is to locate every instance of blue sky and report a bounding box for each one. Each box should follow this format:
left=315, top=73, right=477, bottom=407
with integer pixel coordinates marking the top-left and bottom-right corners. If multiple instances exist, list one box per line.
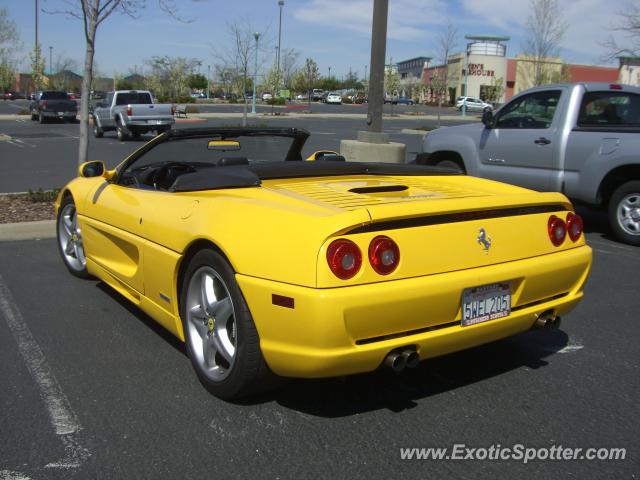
left=3, top=0, right=627, bottom=79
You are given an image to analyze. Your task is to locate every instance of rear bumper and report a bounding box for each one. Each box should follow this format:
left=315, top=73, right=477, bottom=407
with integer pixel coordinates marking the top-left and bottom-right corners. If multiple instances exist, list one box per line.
left=42, top=110, right=76, bottom=118
left=126, top=119, right=174, bottom=127
left=237, top=246, right=592, bottom=378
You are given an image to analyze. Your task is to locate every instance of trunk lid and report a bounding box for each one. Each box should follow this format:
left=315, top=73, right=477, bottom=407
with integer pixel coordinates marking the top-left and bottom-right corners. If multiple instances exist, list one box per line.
left=264, top=175, right=580, bottom=287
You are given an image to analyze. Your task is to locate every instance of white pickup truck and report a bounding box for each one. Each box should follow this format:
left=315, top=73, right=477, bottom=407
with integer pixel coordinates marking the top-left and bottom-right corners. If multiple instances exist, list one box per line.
left=419, top=83, right=640, bottom=246
left=92, top=90, right=175, bottom=141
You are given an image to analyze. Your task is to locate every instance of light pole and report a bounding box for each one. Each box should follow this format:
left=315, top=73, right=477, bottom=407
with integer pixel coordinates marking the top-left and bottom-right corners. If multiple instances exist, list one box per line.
left=49, top=46, right=52, bottom=75
left=364, top=64, right=368, bottom=95
left=462, top=40, right=469, bottom=117
left=252, top=32, right=260, bottom=114
left=207, top=64, right=211, bottom=99
left=276, top=0, right=284, bottom=96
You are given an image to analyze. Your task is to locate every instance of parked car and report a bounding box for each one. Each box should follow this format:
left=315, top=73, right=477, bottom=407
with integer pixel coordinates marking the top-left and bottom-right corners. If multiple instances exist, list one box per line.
left=29, top=91, right=77, bottom=123
left=261, top=92, right=273, bottom=102
left=92, top=90, right=175, bottom=140
left=67, top=92, right=78, bottom=100
left=8, top=91, right=26, bottom=100
left=393, top=96, right=415, bottom=105
left=353, top=94, right=367, bottom=104
left=325, top=92, right=342, bottom=105
left=311, top=89, right=324, bottom=101
left=55, top=126, right=591, bottom=399
left=190, top=92, right=206, bottom=99
left=419, top=82, right=640, bottom=245
left=295, top=93, right=307, bottom=101
left=456, top=96, right=492, bottom=112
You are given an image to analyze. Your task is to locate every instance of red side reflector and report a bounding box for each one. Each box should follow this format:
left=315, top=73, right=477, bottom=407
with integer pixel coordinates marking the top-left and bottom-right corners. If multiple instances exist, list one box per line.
left=609, top=84, right=623, bottom=90
left=272, top=294, right=295, bottom=309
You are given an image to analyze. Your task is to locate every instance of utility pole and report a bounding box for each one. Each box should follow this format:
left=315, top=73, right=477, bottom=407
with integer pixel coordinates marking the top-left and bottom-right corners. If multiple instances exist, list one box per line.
left=35, top=0, right=39, bottom=91
left=462, top=41, right=468, bottom=117
left=339, top=0, right=405, bottom=163
left=276, top=1, right=284, bottom=96
left=207, top=64, right=211, bottom=99
left=364, top=64, right=368, bottom=95
left=252, top=32, right=260, bottom=114
left=366, top=0, right=388, bottom=134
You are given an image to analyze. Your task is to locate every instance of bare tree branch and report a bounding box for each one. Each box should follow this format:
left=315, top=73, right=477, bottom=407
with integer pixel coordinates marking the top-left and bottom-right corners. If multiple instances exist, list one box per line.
left=522, top=0, right=568, bottom=86
left=601, top=1, right=640, bottom=61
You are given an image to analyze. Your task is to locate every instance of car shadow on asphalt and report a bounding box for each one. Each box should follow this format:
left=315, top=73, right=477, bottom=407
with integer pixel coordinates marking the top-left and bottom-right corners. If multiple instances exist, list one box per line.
left=264, top=329, right=569, bottom=417
left=575, top=205, right=618, bottom=243
left=95, top=277, right=569, bottom=416
left=96, top=282, right=186, bottom=355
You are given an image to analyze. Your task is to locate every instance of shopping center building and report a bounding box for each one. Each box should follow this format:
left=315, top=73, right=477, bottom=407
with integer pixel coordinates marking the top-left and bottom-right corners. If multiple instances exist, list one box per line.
left=419, top=35, right=620, bottom=105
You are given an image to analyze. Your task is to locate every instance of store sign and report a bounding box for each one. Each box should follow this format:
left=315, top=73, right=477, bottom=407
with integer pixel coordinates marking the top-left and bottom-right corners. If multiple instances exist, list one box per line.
left=465, top=63, right=495, bottom=77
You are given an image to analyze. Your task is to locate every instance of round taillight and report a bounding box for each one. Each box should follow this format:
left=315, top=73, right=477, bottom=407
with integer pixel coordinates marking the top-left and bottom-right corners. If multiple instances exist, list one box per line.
left=326, top=239, right=362, bottom=280
left=548, top=215, right=567, bottom=246
left=368, top=235, right=400, bottom=275
left=566, top=212, right=583, bottom=242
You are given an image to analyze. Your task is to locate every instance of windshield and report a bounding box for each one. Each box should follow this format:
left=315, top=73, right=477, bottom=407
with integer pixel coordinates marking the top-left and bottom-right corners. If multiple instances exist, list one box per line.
left=126, top=134, right=297, bottom=172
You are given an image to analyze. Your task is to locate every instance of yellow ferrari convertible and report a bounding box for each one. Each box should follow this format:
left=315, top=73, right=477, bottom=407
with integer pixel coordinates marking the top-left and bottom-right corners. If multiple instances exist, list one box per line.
left=56, top=127, right=592, bottom=399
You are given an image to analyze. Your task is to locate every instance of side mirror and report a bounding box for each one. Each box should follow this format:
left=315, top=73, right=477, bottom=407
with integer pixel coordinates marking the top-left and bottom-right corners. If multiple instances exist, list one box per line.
left=78, top=161, right=114, bottom=179
left=481, top=109, right=495, bottom=128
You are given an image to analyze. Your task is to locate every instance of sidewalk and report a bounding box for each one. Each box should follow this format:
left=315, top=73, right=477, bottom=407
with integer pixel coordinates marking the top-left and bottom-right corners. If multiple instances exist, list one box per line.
left=0, top=220, right=55, bottom=242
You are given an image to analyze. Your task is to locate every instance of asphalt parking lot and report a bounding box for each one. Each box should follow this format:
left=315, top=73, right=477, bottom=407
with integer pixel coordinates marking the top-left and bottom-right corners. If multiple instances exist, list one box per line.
left=0, top=212, right=638, bottom=479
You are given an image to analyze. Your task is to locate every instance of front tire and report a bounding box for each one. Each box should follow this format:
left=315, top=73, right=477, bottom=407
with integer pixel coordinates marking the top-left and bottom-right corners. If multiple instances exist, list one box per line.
left=180, top=249, right=275, bottom=400
left=56, top=196, right=91, bottom=278
left=435, top=159, right=465, bottom=173
left=608, top=181, right=640, bottom=246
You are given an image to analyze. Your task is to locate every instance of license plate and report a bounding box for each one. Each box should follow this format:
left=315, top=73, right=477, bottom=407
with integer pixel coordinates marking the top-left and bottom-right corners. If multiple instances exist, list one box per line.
left=461, top=282, right=511, bottom=326
left=156, top=120, right=163, bottom=124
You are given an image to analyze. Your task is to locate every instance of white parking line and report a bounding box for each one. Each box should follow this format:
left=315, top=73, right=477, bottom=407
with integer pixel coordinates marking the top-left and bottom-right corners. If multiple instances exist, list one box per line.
left=0, top=274, right=90, bottom=470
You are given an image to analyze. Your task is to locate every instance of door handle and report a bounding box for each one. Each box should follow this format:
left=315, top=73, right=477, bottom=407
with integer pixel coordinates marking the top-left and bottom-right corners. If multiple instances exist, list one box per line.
left=534, top=137, right=551, bottom=145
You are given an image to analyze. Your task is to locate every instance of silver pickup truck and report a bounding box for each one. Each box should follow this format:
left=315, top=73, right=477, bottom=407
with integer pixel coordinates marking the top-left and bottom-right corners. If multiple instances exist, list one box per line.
left=419, top=83, right=640, bottom=246
left=92, top=90, right=175, bottom=141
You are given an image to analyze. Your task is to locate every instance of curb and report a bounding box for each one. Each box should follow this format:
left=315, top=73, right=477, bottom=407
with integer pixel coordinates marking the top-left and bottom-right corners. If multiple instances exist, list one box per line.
left=0, top=220, right=55, bottom=242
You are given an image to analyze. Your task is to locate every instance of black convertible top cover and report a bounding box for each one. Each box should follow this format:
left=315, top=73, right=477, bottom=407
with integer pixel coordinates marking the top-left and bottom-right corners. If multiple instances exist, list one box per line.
left=170, top=161, right=458, bottom=192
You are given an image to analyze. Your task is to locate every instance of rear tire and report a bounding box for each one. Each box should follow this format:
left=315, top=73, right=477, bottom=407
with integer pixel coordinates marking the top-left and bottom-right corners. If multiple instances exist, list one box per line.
left=38, top=112, right=46, bottom=124
left=116, top=119, right=129, bottom=141
left=180, top=249, right=276, bottom=400
left=608, top=180, right=640, bottom=246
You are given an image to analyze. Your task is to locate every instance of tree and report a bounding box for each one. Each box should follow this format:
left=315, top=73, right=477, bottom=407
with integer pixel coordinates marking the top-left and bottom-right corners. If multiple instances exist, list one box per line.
left=0, top=7, right=20, bottom=94
left=483, top=76, right=505, bottom=104
left=430, top=22, right=459, bottom=125
left=30, top=44, right=46, bottom=92
left=384, top=68, right=400, bottom=98
left=214, top=21, right=263, bottom=126
left=522, top=0, right=568, bottom=86
left=279, top=48, right=299, bottom=89
left=49, top=0, right=187, bottom=165
left=602, top=1, right=640, bottom=60
left=145, top=56, right=199, bottom=99
left=188, top=73, right=208, bottom=91
left=48, top=54, right=80, bottom=91
left=264, top=67, right=282, bottom=96
left=291, top=58, right=319, bottom=107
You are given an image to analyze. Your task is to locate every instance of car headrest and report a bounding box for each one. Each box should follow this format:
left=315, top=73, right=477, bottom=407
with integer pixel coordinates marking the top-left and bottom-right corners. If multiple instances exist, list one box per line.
left=217, top=157, right=249, bottom=166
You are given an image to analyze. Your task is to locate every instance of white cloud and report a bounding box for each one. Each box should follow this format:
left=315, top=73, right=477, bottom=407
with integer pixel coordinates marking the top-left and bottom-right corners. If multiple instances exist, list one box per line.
left=459, top=0, right=623, bottom=64
left=293, top=0, right=448, bottom=41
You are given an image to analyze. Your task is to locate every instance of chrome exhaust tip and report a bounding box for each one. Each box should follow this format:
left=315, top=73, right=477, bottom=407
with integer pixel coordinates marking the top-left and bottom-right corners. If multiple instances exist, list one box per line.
left=534, top=310, right=560, bottom=329
left=384, top=352, right=407, bottom=372
left=401, top=349, right=420, bottom=369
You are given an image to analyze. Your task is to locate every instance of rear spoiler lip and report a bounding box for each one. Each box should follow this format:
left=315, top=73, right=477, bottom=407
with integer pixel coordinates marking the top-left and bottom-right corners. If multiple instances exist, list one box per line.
left=345, top=204, right=568, bottom=235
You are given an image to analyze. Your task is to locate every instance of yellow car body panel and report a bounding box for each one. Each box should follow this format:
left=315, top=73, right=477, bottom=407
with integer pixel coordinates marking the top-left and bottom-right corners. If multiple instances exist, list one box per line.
left=57, top=151, right=592, bottom=378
